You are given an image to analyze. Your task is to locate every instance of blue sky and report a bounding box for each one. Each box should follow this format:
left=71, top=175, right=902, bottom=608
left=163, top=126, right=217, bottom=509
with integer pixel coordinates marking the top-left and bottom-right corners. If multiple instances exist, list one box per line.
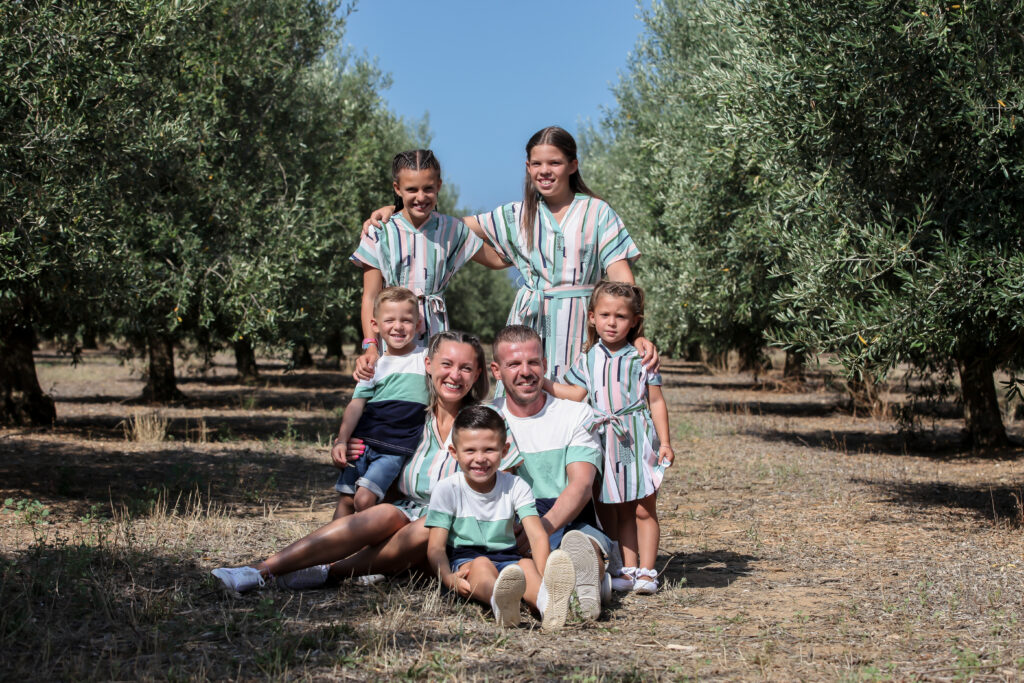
left=342, top=1, right=646, bottom=214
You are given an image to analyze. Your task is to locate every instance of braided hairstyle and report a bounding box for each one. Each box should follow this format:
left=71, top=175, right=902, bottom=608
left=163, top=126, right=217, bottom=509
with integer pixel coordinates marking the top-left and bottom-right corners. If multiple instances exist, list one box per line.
left=391, top=149, right=441, bottom=211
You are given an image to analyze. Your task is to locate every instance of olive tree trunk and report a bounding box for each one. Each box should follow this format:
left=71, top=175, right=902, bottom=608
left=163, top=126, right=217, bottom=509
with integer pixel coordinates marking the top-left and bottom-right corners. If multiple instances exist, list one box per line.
left=956, top=354, right=1008, bottom=449
left=143, top=334, right=184, bottom=402
left=0, top=317, right=56, bottom=426
left=233, top=339, right=259, bottom=382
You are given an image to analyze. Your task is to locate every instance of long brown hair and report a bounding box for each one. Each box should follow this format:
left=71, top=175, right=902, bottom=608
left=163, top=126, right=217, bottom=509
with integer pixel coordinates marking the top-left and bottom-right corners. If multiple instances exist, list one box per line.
left=425, top=330, right=489, bottom=413
left=391, top=149, right=441, bottom=212
left=520, top=127, right=600, bottom=249
left=585, top=280, right=645, bottom=351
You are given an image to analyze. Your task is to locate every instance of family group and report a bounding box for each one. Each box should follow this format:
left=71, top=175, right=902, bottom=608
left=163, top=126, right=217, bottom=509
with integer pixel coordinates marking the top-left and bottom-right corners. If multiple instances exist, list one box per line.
left=211, top=127, right=675, bottom=631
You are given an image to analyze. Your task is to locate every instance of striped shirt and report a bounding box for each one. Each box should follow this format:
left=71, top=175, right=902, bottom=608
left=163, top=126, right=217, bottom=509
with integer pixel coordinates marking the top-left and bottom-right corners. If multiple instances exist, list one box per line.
left=396, top=408, right=523, bottom=515
left=351, top=211, right=483, bottom=345
left=473, top=195, right=640, bottom=381
left=425, top=471, right=537, bottom=553
left=351, top=348, right=428, bottom=455
left=492, top=394, right=602, bottom=501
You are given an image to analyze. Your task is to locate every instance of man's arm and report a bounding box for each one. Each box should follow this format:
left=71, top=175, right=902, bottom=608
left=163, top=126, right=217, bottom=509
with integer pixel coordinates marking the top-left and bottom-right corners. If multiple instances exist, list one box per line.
left=539, top=461, right=597, bottom=535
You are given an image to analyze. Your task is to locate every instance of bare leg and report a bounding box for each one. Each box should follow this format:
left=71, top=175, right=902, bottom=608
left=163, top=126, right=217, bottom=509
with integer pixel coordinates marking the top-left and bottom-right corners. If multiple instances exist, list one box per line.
left=334, top=494, right=355, bottom=520
left=464, top=557, right=500, bottom=606
left=616, top=500, right=640, bottom=568
left=519, top=558, right=543, bottom=613
left=595, top=500, right=618, bottom=542
left=328, top=517, right=430, bottom=579
left=258, top=504, right=408, bottom=576
left=635, top=493, right=660, bottom=570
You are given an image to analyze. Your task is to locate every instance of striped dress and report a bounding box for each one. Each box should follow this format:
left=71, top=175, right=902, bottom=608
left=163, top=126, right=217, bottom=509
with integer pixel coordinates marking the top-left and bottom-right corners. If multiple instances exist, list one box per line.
left=351, top=211, right=483, bottom=345
left=473, top=196, right=639, bottom=381
left=392, top=411, right=522, bottom=521
left=563, top=341, right=663, bottom=504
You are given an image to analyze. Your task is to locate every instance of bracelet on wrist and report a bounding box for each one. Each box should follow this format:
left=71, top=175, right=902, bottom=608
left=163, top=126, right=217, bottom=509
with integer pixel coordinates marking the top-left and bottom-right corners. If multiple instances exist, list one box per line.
left=361, top=338, right=378, bottom=351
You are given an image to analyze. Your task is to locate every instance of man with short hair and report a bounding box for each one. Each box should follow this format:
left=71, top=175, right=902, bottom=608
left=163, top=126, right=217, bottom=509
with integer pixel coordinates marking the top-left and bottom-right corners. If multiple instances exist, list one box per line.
left=490, top=324, right=612, bottom=620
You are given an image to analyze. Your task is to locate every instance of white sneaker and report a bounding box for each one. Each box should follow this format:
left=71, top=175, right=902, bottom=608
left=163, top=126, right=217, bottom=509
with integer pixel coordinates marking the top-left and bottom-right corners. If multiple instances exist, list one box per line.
left=490, top=565, right=526, bottom=628
left=212, top=566, right=265, bottom=593
left=633, top=568, right=659, bottom=594
left=560, top=530, right=601, bottom=620
left=540, top=549, right=575, bottom=631
left=612, top=566, right=637, bottom=592
left=276, top=564, right=329, bottom=590
left=354, top=574, right=386, bottom=586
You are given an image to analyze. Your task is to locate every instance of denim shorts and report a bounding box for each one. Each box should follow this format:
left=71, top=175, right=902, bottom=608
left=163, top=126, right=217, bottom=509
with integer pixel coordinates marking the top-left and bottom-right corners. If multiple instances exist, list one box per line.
left=335, top=445, right=404, bottom=501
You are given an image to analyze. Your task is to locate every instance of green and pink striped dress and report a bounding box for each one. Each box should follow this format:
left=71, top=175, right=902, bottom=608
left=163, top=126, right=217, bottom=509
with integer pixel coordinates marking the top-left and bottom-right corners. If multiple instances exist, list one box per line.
left=351, top=211, right=482, bottom=345
left=564, top=341, right=663, bottom=504
left=473, top=195, right=639, bottom=380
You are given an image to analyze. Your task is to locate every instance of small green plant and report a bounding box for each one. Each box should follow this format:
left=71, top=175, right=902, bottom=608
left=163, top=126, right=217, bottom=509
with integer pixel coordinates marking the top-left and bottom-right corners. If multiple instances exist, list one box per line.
left=2, top=497, right=51, bottom=524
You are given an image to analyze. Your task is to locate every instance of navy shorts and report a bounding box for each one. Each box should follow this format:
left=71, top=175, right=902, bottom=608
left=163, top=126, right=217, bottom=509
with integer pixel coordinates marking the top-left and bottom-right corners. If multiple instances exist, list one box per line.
left=335, top=445, right=404, bottom=501
left=450, top=548, right=524, bottom=574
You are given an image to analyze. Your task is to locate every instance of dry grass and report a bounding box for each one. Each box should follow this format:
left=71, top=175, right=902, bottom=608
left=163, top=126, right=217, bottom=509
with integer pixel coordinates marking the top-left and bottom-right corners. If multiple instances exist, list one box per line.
left=2, top=350, right=1024, bottom=680
left=123, top=410, right=170, bottom=443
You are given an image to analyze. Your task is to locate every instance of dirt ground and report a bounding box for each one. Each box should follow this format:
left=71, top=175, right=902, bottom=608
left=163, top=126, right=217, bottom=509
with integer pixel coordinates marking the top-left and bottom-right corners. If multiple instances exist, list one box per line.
left=2, top=348, right=1023, bottom=681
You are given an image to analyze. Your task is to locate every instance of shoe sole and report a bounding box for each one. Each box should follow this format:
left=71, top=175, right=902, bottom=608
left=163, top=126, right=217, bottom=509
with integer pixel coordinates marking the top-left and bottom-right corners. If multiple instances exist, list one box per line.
left=541, top=550, right=575, bottom=631
left=560, top=531, right=601, bottom=620
left=492, top=565, right=526, bottom=628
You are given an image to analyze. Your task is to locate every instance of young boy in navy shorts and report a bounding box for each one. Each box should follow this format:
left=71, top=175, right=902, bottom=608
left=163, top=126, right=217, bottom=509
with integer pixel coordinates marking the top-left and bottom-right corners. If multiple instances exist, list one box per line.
left=425, top=405, right=576, bottom=630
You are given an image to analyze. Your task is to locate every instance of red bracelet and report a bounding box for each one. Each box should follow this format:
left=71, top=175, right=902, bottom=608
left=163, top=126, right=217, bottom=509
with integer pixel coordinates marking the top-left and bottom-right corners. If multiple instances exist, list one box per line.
left=361, top=338, right=378, bottom=351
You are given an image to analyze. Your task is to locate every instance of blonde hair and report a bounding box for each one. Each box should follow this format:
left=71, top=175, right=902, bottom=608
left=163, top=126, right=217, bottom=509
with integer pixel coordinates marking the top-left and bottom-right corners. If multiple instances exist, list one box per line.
left=373, top=286, right=419, bottom=316
left=585, top=280, right=645, bottom=351
left=425, top=331, right=489, bottom=413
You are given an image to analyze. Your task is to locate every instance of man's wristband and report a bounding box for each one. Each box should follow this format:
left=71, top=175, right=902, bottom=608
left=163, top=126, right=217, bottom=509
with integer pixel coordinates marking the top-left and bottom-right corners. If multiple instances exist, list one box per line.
left=361, top=338, right=378, bottom=351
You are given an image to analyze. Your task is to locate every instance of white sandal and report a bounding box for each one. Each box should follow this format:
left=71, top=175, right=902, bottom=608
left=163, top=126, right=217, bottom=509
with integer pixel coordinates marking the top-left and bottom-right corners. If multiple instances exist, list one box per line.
left=632, top=568, right=659, bottom=595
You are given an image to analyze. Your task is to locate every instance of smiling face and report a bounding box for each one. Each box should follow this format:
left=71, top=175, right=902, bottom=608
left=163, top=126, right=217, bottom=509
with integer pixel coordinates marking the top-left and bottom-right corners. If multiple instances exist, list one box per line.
left=393, top=167, right=441, bottom=227
left=425, top=340, right=482, bottom=408
left=491, top=338, right=546, bottom=412
left=526, top=143, right=578, bottom=204
left=589, top=293, right=639, bottom=351
left=449, top=427, right=507, bottom=493
left=371, top=299, right=418, bottom=354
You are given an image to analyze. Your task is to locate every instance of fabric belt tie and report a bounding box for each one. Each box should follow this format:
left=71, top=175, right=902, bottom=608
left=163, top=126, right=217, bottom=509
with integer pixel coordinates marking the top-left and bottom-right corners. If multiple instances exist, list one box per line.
left=417, top=293, right=447, bottom=316
left=514, top=284, right=594, bottom=329
left=590, top=400, right=647, bottom=441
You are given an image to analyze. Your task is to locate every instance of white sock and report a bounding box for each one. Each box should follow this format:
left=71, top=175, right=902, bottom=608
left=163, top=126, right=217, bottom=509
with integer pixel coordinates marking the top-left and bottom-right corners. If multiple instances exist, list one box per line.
left=536, top=581, right=549, bottom=616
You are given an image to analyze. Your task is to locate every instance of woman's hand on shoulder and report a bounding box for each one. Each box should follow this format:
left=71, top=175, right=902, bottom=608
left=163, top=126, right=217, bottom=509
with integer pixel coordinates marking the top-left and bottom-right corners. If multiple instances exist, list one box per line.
left=634, top=336, right=660, bottom=373
left=361, top=205, right=396, bottom=237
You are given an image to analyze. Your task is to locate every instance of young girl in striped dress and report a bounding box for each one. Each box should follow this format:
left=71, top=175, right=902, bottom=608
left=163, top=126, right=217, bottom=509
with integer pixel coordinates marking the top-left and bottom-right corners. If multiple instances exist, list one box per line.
left=352, top=150, right=506, bottom=377
left=544, top=281, right=674, bottom=594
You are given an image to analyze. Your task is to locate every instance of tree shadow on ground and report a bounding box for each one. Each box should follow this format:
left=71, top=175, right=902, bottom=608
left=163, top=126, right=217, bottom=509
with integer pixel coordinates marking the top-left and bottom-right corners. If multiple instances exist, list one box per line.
left=853, top=478, right=1024, bottom=526
left=0, top=436, right=334, bottom=518
left=52, top=413, right=336, bottom=443
left=748, top=424, right=1023, bottom=459
left=659, top=549, right=756, bottom=589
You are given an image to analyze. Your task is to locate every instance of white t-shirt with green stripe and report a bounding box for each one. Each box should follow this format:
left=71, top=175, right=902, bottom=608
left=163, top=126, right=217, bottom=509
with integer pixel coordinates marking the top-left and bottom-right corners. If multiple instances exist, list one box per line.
left=425, top=471, right=538, bottom=552
left=492, top=394, right=602, bottom=500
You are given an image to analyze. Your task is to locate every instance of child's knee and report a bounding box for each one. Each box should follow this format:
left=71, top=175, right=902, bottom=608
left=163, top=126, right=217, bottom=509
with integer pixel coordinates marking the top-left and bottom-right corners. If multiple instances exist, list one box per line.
left=353, top=488, right=379, bottom=511
left=636, top=495, right=658, bottom=522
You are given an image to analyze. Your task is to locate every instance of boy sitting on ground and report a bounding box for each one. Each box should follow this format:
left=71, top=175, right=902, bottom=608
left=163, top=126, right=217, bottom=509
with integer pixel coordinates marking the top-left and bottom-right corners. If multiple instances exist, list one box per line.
left=425, top=405, right=575, bottom=630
